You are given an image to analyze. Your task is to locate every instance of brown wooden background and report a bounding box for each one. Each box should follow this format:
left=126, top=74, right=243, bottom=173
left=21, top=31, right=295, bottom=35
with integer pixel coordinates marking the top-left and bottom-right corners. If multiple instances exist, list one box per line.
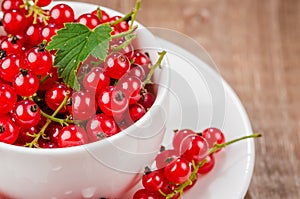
left=82, top=0, right=300, bottom=198
left=1, top=0, right=299, bottom=198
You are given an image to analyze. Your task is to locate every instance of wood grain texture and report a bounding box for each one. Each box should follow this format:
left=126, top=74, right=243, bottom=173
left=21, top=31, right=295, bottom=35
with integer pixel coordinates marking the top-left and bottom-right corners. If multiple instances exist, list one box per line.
left=84, top=0, right=300, bottom=198
left=0, top=0, right=298, bottom=198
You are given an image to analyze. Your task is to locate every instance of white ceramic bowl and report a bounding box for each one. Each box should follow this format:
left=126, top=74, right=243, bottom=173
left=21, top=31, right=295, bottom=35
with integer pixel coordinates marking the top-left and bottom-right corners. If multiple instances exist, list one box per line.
left=0, top=2, right=169, bottom=198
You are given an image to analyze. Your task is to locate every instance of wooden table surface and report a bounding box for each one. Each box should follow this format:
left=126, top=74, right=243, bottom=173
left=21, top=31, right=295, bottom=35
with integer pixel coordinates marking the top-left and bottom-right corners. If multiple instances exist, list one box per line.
left=85, top=0, right=299, bottom=198
left=1, top=0, right=299, bottom=198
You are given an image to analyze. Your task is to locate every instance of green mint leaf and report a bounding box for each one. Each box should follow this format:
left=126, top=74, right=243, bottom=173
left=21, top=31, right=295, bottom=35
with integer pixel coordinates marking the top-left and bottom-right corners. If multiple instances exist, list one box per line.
left=46, top=23, right=112, bottom=90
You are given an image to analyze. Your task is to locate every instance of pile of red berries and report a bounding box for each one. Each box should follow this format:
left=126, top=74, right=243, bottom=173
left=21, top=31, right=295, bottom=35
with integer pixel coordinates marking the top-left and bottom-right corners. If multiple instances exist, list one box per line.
left=133, top=127, right=225, bottom=199
left=0, top=0, right=159, bottom=148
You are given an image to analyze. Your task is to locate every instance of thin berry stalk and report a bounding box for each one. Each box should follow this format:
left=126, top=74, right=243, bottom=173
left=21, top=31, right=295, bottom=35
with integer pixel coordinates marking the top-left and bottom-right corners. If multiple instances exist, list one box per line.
left=130, top=0, right=141, bottom=29
left=143, top=50, right=167, bottom=87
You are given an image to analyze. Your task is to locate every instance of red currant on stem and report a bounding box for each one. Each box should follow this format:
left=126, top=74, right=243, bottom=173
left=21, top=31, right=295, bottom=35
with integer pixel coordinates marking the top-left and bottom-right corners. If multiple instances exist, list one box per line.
left=160, top=133, right=262, bottom=199
left=202, top=127, right=225, bottom=152
left=25, top=91, right=71, bottom=148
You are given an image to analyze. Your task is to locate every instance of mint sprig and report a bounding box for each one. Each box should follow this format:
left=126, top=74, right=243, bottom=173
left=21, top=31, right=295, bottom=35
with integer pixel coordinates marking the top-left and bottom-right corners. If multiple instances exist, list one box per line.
left=46, top=23, right=112, bottom=90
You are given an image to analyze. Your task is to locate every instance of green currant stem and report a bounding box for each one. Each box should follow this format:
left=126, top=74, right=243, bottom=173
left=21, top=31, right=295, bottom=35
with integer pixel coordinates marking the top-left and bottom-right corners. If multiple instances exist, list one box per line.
left=163, top=133, right=262, bottom=199
left=130, top=0, right=141, bottom=29
left=142, top=50, right=167, bottom=87
left=21, top=0, right=50, bottom=25
left=112, top=34, right=137, bottom=52
left=40, top=110, right=72, bottom=126
left=25, top=92, right=71, bottom=148
left=39, top=74, right=51, bottom=85
left=111, top=25, right=138, bottom=39
left=96, top=6, right=102, bottom=21
left=110, top=10, right=135, bottom=26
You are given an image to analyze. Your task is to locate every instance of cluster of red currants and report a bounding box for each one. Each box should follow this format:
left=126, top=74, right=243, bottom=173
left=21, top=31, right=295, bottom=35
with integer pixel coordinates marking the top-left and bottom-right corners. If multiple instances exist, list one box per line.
left=133, top=128, right=225, bottom=199
left=0, top=0, right=157, bottom=148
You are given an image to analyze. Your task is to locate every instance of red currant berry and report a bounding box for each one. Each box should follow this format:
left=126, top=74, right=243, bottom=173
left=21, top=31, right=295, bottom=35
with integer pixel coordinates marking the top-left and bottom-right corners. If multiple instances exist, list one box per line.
left=46, top=122, right=62, bottom=143
left=172, top=129, right=196, bottom=151
left=202, top=127, right=225, bottom=151
left=127, top=103, right=146, bottom=124
left=198, top=154, right=215, bottom=174
left=15, top=126, right=37, bottom=146
left=138, top=91, right=155, bottom=111
left=45, top=83, right=72, bottom=113
left=109, top=37, right=134, bottom=57
left=76, top=13, right=100, bottom=29
left=41, top=23, right=61, bottom=43
left=164, top=157, right=191, bottom=184
left=57, top=125, right=88, bottom=148
left=129, top=50, right=151, bottom=74
left=0, top=83, right=17, bottom=115
left=155, top=149, right=179, bottom=169
left=39, top=67, right=59, bottom=91
left=0, top=35, right=23, bottom=55
left=49, top=4, right=75, bottom=26
left=142, top=170, right=165, bottom=192
left=38, top=140, right=58, bottom=149
left=109, top=16, right=129, bottom=32
left=2, top=9, right=27, bottom=35
left=180, top=135, right=209, bottom=163
left=24, top=24, right=43, bottom=47
left=104, top=52, right=130, bottom=79
left=129, top=64, right=146, bottom=81
left=1, top=0, right=24, bottom=12
left=12, top=69, right=39, bottom=97
left=36, top=0, right=52, bottom=7
left=97, top=86, right=129, bottom=117
left=0, top=53, right=25, bottom=82
left=83, top=67, right=110, bottom=96
left=133, top=189, right=160, bottom=199
left=118, top=76, right=142, bottom=104
left=68, top=91, right=97, bottom=121
left=12, top=100, right=41, bottom=128
left=0, top=115, right=20, bottom=144
left=25, top=45, right=53, bottom=76
left=91, top=9, right=110, bottom=23
left=86, top=114, right=119, bottom=142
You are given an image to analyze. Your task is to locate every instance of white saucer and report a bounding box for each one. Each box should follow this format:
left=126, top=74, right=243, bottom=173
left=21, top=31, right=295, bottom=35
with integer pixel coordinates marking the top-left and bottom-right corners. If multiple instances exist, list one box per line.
left=146, top=37, right=255, bottom=199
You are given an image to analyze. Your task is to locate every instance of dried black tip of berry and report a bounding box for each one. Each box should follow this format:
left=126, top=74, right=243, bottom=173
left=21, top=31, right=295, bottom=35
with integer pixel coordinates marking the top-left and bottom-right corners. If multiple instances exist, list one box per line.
left=20, top=68, right=28, bottom=76
left=145, top=52, right=150, bottom=58
left=96, top=132, right=106, bottom=140
left=144, top=166, right=152, bottom=175
left=118, top=55, right=127, bottom=63
left=0, top=125, right=5, bottom=134
left=30, top=104, right=38, bottom=113
left=0, top=50, right=7, bottom=59
left=38, top=43, right=46, bottom=52
left=160, top=145, right=166, bottom=152
left=10, top=35, right=19, bottom=44
left=115, top=90, right=125, bottom=102
left=173, top=129, right=179, bottom=133
left=197, top=132, right=203, bottom=136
